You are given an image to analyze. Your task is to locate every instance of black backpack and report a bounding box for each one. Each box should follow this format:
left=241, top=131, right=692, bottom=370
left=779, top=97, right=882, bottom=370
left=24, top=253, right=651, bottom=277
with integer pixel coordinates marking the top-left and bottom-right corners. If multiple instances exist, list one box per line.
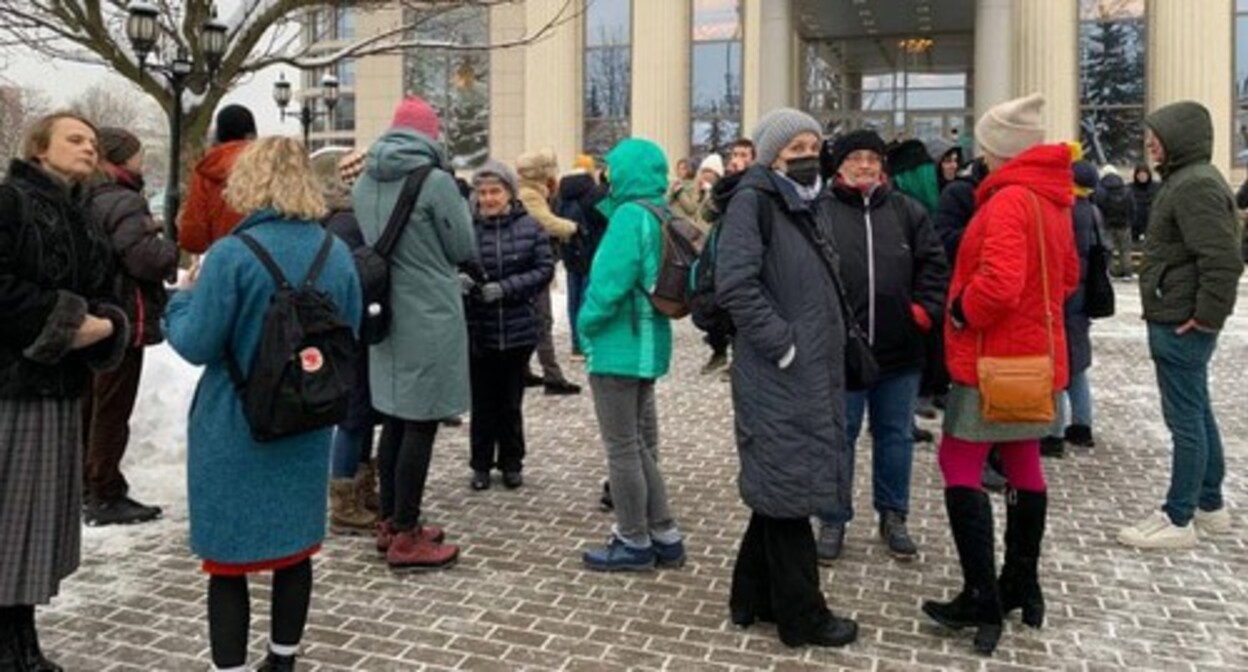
left=634, top=201, right=705, bottom=319
left=226, top=232, right=358, bottom=443
left=556, top=191, right=607, bottom=275
left=353, top=165, right=434, bottom=345
left=690, top=188, right=775, bottom=335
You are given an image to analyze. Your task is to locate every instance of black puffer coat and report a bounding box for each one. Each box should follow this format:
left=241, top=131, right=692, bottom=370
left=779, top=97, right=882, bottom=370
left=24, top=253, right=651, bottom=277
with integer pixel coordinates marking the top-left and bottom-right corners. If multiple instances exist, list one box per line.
left=1066, top=197, right=1096, bottom=374
left=87, top=169, right=178, bottom=347
left=554, top=172, right=608, bottom=274
left=465, top=206, right=554, bottom=351
left=932, top=158, right=987, bottom=266
left=0, top=160, right=129, bottom=399
left=827, top=179, right=949, bottom=376
left=715, top=166, right=851, bottom=521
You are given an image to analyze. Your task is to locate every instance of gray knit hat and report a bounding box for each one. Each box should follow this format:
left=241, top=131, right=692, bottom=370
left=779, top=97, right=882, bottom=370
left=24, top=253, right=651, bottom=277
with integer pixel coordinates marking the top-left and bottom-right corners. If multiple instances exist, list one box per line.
left=752, top=107, right=824, bottom=167
left=471, top=159, right=519, bottom=196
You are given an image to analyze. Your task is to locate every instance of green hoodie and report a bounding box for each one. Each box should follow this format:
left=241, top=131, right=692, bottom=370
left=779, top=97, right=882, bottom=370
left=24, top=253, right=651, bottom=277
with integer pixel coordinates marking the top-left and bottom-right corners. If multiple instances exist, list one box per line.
left=1140, top=102, right=1244, bottom=329
left=576, top=138, right=672, bottom=379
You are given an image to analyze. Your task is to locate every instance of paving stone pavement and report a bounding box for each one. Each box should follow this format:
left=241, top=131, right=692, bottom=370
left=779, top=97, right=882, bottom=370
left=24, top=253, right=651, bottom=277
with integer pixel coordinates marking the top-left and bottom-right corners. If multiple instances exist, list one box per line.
left=42, top=282, right=1248, bottom=671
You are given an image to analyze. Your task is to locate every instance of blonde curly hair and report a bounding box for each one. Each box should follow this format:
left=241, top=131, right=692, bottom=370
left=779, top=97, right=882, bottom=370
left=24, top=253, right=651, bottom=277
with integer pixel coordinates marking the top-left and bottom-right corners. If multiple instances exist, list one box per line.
left=224, top=136, right=327, bottom=221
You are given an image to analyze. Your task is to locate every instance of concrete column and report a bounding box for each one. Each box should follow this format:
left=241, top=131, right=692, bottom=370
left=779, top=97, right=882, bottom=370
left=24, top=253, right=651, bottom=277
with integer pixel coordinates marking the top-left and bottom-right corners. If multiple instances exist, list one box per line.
left=757, top=0, right=795, bottom=116
left=1149, top=0, right=1234, bottom=176
left=522, top=0, right=580, bottom=169
left=489, top=2, right=528, bottom=165
left=631, top=0, right=690, bottom=164
left=741, top=0, right=763, bottom=132
left=973, top=0, right=1014, bottom=123
left=1013, top=0, right=1079, bottom=144
left=353, top=7, right=405, bottom=148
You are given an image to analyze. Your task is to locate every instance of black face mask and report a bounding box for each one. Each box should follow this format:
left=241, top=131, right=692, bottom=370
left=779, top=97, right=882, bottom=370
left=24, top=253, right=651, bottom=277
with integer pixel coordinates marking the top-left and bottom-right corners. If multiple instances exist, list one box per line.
left=785, top=156, right=821, bottom=187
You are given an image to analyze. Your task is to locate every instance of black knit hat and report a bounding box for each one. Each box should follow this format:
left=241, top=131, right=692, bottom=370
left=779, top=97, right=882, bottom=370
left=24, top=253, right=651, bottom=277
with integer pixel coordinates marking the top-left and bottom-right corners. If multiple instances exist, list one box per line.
left=215, top=104, right=257, bottom=143
left=886, top=139, right=934, bottom=175
left=97, top=127, right=142, bottom=166
left=829, top=129, right=887, bottom=172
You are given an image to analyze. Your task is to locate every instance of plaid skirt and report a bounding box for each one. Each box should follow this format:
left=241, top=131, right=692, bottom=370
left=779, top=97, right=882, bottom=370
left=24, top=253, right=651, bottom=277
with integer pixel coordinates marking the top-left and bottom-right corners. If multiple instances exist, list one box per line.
left=0, top=398, right=82, bottom=605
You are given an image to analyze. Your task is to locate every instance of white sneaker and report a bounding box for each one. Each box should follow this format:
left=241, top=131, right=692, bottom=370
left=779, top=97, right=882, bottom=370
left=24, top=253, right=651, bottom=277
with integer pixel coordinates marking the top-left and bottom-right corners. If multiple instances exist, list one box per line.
left=1117, top=511, right=1198, bottom=549
left=1194, top=507, right=1232, bottom=535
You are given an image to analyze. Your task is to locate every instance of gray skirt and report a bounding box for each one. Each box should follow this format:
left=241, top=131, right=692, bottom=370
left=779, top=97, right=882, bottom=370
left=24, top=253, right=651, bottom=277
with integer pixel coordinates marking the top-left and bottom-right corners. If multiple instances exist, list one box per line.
left=0, top=398, right=82, bottom=605
left=942, top=384, right=1053, bottom=443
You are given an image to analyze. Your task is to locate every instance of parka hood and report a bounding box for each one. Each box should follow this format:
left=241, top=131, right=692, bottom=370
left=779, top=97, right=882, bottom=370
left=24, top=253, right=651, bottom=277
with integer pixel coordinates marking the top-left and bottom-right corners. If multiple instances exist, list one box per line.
left=1144, top=101, right=1213, bottom=176
left=598, top=138, right=668, bottom=219
left=1101, top=173, right=1126, bottom=190
left=364, top=128, right=447, bottom=183
left=975, top=143, right=1077, bottom=210
left=194, top=140, right=249, bottom=185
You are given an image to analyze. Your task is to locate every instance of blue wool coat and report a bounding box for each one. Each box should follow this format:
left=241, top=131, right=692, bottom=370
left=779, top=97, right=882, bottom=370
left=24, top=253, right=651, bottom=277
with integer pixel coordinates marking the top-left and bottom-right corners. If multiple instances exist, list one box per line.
left=164, top=212, right=362, bottom=565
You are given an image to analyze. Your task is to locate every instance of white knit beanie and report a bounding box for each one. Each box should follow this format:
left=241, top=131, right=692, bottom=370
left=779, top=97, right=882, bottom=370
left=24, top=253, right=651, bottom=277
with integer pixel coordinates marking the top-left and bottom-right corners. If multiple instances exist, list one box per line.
left=697, top=153, right=724, bottom=178
left=752, top=107, right=824, bottom=167
left=974, top=93, right=1046, bottom=159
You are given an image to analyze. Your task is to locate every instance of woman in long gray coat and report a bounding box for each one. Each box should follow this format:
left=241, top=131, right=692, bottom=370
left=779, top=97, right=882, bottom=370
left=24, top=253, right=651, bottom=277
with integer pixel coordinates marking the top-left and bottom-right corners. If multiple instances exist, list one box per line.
left=715, top=108, right=857, bottom=649
left=351, top=96, right=476, bottom=571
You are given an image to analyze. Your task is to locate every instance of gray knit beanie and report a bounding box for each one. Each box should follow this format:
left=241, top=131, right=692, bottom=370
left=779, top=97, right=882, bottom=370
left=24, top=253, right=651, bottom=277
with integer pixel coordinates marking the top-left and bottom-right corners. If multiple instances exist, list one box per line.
left=471, top=159, right=519, bottom=196
left=752, top=107, right=824, bottom=167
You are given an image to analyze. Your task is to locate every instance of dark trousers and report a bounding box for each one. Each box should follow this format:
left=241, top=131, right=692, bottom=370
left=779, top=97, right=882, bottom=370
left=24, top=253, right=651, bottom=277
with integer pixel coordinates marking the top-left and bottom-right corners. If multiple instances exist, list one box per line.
left=470, top=345, right=534, bottom=473
left=207, top=559, right=312, bottom=668
left=730, top=512, right=831, bottom=643
left=81, top=347, right=144, bottom=502
left=377, top=418, right=439, bottom=532
left=706, top=328, right=730, bottom=357
left=919, top=327, right=950, bottom=399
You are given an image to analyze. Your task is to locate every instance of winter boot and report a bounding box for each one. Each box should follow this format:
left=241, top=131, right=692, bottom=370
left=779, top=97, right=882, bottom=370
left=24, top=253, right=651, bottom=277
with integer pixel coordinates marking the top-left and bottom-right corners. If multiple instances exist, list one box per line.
left=257, top=650, right=297, bottom=672
left=1039, top=436, right=1065, bottom=458
left=375, top=519, right=445, bottom=554
left=999, top=488, right=1047, bottom=628
left=330, top=480, right=376, bottom=536
left=921, top=487, right=1004, bottom=656
left=0, top=609, right=20, bottom=672
left=1063, top=424, right=1095, bottom=449
left=386, top=528, right=459, bottom=572
left=14, top=606, right=62, bottom=672
left=354, top=462, right=380, bottom=514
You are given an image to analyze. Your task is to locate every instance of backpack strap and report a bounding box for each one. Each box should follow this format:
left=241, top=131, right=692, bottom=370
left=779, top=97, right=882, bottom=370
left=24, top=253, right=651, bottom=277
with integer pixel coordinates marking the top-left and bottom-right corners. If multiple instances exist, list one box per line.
left=374, top=165, right=435, bottom=259
left=235, top=233, right=292, bottom=289
left=302, top=232, right=337, bottom=289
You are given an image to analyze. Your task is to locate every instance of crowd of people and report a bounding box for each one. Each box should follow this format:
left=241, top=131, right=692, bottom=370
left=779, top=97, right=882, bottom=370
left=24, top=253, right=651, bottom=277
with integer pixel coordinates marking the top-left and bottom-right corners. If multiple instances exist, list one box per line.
left=0, top=86, right=1243, bottom=670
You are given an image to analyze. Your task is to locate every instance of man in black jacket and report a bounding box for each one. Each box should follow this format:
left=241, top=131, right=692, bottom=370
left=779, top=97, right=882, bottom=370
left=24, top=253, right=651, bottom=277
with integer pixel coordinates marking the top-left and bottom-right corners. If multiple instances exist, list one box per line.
left=816, top=130, right=949, bottom=563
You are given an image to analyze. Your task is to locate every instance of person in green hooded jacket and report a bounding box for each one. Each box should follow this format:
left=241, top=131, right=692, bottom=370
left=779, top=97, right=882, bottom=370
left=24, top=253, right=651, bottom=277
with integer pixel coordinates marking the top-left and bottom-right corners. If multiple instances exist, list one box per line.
left=577, top=138, right=684, bottom=572
left=1117, top=101, right=1245, bottom=550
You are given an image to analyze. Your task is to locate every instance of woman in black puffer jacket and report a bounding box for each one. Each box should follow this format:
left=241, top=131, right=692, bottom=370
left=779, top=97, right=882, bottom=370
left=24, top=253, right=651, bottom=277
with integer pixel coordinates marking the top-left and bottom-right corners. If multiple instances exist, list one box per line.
left=462, top=160, right=554, bottom=491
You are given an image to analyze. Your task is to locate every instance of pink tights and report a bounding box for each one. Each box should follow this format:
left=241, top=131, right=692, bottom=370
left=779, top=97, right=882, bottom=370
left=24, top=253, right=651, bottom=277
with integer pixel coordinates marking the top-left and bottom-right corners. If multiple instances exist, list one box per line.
left=937, top=435, right=1047, bottom=493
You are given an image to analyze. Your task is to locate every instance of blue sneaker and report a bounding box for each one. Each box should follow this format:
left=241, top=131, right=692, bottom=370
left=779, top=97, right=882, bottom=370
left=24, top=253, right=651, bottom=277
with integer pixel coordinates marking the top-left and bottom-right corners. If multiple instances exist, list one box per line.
left=582, top=537, right=655, bottom=572
left=652, top=538, right=686, bottom=568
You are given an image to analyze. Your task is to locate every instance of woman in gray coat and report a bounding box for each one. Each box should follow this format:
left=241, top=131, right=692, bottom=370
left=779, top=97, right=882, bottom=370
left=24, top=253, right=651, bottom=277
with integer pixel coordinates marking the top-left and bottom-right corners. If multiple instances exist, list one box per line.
left=715, top=108, right=857, bottom=649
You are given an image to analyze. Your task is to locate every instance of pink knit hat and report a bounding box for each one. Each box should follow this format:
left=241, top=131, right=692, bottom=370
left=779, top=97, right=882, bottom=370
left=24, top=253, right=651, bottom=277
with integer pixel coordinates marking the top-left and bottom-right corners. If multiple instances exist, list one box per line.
left=391, top=95, right=441, bottom=140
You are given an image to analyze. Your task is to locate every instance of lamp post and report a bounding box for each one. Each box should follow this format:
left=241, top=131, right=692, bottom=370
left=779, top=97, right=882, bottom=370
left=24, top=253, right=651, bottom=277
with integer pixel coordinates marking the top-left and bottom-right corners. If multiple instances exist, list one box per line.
left=273, top=73, right=340, bottom=148
left=125, top=1, right=227, bottom=244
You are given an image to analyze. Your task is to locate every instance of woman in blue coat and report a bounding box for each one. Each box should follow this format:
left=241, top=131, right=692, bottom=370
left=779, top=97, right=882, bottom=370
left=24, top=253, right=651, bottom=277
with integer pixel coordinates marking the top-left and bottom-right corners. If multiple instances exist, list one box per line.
left=164, top=137, right=362, bottom=672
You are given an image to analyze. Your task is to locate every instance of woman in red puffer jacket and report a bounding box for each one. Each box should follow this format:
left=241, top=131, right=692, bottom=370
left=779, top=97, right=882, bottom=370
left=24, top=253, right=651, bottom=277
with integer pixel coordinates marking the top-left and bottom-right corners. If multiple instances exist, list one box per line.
left=920, top=94, right=1080, bottom=658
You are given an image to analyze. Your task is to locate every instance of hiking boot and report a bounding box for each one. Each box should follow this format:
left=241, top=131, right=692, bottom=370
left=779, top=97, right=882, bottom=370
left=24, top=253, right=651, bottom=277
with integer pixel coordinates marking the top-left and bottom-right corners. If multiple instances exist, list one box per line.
left=375, top=519, right=444, bottom=553
left=779, top=614, right=859, bottom=648
left=1194, top=507, right=1231, bottom=535
left=544, top=379, right=582, bottom=395
left=816, top=522, right=846, bottom=564
left=598, top=480, right=613, bottom=511
left=1063, top=424, right=1095, bottom=449
left=470, top=470, right=491, bottom=491
left=83, top=495, right=161, bottom=527
left=652, top=538, right=686, bottom=569
left=582, top=537, right=656, bottom=572
left=257, top=651, right=296, bottom=672
left=1039, top=436, right=1065, bottom=458
left=879, top=511, right=918, bottom=560
left=387, top=529, right=459, bottom=571
left=700, top=351, right=729, bottom=375
left=329, top=479, right=376, bottom=536
left=1117, top=511, right=1197, bottom=549
left=502, top=471, right=523, bottom=489
left=354, top=462, right=380, bottom=513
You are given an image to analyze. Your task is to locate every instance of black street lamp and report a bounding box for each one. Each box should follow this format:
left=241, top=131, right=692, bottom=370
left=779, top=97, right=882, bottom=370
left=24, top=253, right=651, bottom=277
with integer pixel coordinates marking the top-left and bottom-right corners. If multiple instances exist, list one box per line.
left=273, top=72, right=340, bottom=148
left=125, top=1, right=227, bottom=244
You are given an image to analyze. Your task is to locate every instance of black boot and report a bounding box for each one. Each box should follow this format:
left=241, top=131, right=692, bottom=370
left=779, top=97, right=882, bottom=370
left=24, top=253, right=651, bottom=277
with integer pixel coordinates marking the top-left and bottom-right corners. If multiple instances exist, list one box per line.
left=0, top=608, right=21, bottom=672
left=257, top=650, right=297, bottom=671
left=13, top=606, right=62, bottom=672
left=999, top=488, right=1047, bottom=629
left=922, top=487, right=1004, bottom=656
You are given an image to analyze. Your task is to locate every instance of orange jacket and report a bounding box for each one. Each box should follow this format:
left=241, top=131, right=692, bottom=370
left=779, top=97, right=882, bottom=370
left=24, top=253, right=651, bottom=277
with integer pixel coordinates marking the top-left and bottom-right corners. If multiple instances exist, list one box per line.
left=178, top=140, right=248, bottom=253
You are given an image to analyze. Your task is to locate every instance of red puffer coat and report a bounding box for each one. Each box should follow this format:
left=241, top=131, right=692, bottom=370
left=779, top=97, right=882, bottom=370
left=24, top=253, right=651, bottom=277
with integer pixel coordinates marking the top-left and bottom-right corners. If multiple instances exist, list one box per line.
left=944, top=143, right=1081, bottom=390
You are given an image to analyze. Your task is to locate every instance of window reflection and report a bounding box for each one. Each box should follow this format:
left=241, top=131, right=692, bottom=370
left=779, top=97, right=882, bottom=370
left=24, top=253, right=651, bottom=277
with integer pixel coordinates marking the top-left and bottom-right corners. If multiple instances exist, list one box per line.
left=1236, top=9, right=1248, bottom=165
left=1078, top=0, right=1146, bottom=165
left=584, top=0, right=632, bottom=158
left=690, top=0, right=742, bottom=157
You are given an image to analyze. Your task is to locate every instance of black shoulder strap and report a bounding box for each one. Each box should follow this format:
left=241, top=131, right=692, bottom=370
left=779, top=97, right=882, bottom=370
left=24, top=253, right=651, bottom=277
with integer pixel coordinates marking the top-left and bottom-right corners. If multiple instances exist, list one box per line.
left=235, top=233, right=292, bottom=289
left=790, top=210, right=866, bottom=340
left=375, top=165, right=435, bottom=258
left=302, top=232, right=336, bottom=289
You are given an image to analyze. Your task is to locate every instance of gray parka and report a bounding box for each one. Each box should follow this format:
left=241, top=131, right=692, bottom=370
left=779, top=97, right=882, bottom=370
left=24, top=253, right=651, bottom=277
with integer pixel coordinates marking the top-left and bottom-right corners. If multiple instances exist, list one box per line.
left=715, top=167, right=852, bottom=520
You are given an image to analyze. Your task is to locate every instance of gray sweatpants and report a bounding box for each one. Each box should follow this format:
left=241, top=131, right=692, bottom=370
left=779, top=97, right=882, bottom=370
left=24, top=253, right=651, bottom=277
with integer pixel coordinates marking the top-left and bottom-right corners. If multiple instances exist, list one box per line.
left=589, top=375, right=679, bottom=546
left=1109, top=227, right=1133, bottom=277
left=534, top=286, right=567, bottom=383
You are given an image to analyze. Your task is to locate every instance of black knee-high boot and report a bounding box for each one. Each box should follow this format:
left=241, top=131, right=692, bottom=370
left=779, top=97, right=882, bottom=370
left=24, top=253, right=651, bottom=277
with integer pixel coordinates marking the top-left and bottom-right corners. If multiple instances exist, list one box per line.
left=12, top=606, right=62, bottom=672
left=999, top=488, right=1047, bottom=628
left=922, top=487, right=1004, bottom=656
left=0, top=607, right=21, bottom=672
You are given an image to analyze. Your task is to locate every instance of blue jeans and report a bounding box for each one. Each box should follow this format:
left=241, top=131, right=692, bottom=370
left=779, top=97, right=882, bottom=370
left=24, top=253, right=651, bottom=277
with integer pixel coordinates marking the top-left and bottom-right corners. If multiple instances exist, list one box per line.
left=1148, top=323, right=1225, bottom=526
left=331, top=427, right=372, bottom=479
left=567, top=270, right=588, bottom=353
left=1053, top=369, right=1093, bottom=434
left=820, top=368, right=921, bottom=526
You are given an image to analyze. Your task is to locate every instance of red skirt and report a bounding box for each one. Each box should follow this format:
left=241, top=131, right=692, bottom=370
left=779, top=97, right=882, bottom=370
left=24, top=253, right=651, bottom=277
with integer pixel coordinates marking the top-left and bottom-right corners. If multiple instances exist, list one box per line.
left=202, top=544, right=321, bottom=576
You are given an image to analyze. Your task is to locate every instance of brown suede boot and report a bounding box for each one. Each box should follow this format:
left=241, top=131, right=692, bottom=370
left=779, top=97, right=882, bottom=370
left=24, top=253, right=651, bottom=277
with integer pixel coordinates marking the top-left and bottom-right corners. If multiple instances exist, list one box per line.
left=330, top=479, right=376, bottom=536
left=386, top=528, right=459, bottom=572
left=354, top=462, right=380, bottom=514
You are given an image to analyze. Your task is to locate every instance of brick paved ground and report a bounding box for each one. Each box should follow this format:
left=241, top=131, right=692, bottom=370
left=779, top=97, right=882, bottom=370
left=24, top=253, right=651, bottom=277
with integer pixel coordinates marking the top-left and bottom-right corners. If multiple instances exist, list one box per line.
left=42, top=282, right=1248, bottom=671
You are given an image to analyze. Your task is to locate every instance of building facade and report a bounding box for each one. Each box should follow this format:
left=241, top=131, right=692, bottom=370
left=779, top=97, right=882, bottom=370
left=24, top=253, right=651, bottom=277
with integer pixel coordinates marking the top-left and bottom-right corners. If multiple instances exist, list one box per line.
left=306, top=0, right=1244, bottom=178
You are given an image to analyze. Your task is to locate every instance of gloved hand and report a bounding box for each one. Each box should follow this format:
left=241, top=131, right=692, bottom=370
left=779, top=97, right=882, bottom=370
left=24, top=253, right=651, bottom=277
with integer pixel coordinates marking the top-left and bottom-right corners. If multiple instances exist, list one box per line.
left=479, top=282, right=504, bottom=304
left=458, top=272, right=476, bottom=295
